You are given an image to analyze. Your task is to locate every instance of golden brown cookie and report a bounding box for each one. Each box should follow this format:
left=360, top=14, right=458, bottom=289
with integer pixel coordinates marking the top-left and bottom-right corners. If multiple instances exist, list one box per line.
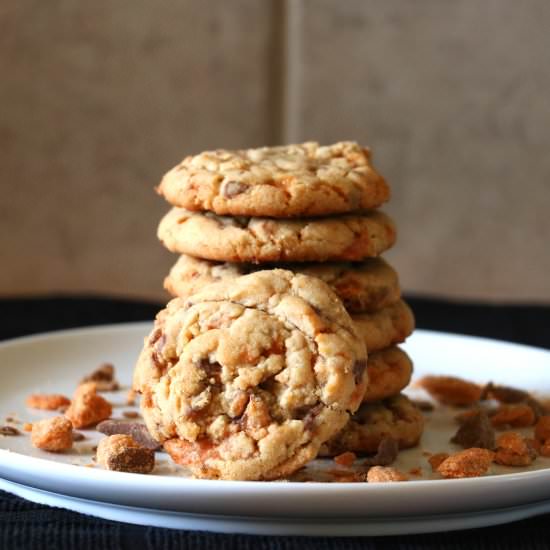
left=352, top=300, right=415, bottom=352
left=164, top=254, right=400, bottom=313
left=320, top=394, right=424, bottom=456
left=133, top=269, right=367, bottom=480
left=157, top=142, right=390, bottom=218
left=363, top=347, right=413, bottom=403
left=158, top=208, right=396, bottom=263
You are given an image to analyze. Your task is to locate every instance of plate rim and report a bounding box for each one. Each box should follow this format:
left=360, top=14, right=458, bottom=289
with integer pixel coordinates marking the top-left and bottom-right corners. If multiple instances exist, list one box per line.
left=1, top=321, right=550, bottom=520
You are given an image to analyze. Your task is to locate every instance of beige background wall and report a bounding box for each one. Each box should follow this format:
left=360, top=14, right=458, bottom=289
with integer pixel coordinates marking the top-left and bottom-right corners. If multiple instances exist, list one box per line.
left=1, top=0, right=549, bottom=302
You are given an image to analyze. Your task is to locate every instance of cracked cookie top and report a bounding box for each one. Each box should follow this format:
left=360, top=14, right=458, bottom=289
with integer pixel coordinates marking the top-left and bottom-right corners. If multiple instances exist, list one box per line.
left=157, top=141, right=390, bottom=218
left=158, top=207, right=396, bottom=263
left=164, top=254, right=400, bottom=314
left=133, top=269, right=367, bottom=480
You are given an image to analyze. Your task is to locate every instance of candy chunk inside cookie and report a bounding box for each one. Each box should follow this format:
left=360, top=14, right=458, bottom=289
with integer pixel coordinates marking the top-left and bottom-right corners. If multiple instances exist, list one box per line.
left=133, top=269, right=367, bottom=480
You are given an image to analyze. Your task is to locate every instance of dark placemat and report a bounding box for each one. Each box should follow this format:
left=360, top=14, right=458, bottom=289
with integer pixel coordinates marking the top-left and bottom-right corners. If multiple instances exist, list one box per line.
left=1, top=295, right=550, bottom=550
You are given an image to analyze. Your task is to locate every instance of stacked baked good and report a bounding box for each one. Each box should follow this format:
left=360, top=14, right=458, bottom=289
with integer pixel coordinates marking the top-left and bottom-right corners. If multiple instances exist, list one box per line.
left=136, top=142, right=423, bottom=479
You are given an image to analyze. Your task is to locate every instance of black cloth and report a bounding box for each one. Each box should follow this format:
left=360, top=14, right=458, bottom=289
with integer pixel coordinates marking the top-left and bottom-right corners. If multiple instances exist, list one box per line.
left=1, top=295, right=549, bottom=550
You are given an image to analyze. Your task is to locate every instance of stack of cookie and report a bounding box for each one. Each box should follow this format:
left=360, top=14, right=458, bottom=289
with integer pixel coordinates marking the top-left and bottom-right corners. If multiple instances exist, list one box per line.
left=156, top=142, right=423, bottom=459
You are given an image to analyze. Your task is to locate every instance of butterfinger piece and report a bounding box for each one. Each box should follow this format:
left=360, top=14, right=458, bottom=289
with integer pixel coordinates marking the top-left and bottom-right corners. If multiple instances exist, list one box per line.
left=494, top=432, right=537, bottom=467
left=417, top=376, right=482, bottom=407
left=451, top=409, right=495, bottom=450
left=0, top=426, right=21, bottom=436
left=490, top=404, right=536, bottom=429
left=31, top=417, right=73, bottom=452
left=363, top=437, right=399, bottom=467
left=96, top=419, right=160, bottom=450
left=97, top=435, right=155, bottom=474
left=65, top=383, right=112, bottom=428
left=480, top=382, right=529, bottom=404
left=26, top=394, right=71, bottom=411
left=428, top=453, right=449, bottom=472
left=334, top=452, right=357, bottom=467
left=437, top=448, right=494, bottom=479
left=367, top=466, right=408, bottom=483
left=81, top=363, right=119, bottom=392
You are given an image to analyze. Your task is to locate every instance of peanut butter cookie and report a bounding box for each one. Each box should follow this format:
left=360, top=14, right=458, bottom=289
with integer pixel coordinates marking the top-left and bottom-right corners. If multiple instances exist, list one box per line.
left=157, top=142, right=390, bottom=218
left=133, top=269, right=367, bottom=480
left=320, top=394, right=424, bottom=456
left=164, top=254, right=400, bottom=313
left=158, top=208, right=396, bottom=263
left=363, top=347, right=413, bottom=403
left=352, top=300, right=415, bottom=352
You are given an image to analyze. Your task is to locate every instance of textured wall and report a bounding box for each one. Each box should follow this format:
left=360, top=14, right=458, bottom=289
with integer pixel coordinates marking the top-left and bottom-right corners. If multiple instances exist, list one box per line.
left=1, top=1, right=549, bottom=302
left=0, top=1, right=277, bottom=299
left=286, top=0, right=550, bottom=301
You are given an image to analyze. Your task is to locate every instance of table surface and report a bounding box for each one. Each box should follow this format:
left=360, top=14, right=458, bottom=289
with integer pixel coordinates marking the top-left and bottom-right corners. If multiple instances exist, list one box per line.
left=1, top=295, right=549, bottom=550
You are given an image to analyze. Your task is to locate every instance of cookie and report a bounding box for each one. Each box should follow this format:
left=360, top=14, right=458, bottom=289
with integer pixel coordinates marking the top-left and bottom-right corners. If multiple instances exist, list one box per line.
left=133, top=269, right=367, bottom=481
left=157, top=141, right=390, bottom=218
left=164, top=254, right=400, bottom=313
left=158, top=208, right=396, bottom=263
left=363, top=347, right=413, bottom=403
left=352, top=300, right=415, bottom=352
left=320, top=394, right=424, bottom=456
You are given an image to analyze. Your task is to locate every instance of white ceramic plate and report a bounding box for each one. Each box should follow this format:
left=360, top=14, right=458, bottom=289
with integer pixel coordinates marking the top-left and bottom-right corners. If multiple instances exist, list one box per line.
left=0, top=323, right=549, bottom=536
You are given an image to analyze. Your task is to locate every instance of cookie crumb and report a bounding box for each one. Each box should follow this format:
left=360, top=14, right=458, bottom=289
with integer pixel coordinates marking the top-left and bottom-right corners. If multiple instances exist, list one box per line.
left=122, top=411, right=140, bottom=419
left=437, top=448, right=494, bottom=479
left=428, top=453, right=449, bottom=471
left=31, top=417, right=73, bottom=452
left=409, top=467, right=422, bottom=476
left=451, top=409, right=495, bottom=449
left=417, top=375, right=482, bottom=407
left=26, top=393, right=71, bottom=411
left=96, top=434, right=155, bottom=474
left=65, top=382, right=112, bottom=428
left=334, top=452, right=356, bottom=467
left=327, top=469, right=361, bottom=483
left=0, top=426, right=21, bottom=436
left=367, top=466, right=408, bottom=483
left=81, top=363, right=119, bottom=392
left=494, top=432, right=537, bottom=467
left=22, top=423, right=33, bottom=432
left=490, top=404, right=536, bottom=429
left=364, top=437, right=399, bottom=467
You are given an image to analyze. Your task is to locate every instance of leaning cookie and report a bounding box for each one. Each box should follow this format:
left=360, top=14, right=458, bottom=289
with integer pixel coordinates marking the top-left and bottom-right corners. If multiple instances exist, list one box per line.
left=352, top=300, right=415, bottom=352
left=158, top=208, right=396, bottom=263
left=133, top=269, right=368, bottom=481
left=157, top=141, right=390, bottom=218
left=164, top=254, right=400, bottom=313
left=363, top=347, right=413, bottom=403
left=319, top=394, right=424, bottom=456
